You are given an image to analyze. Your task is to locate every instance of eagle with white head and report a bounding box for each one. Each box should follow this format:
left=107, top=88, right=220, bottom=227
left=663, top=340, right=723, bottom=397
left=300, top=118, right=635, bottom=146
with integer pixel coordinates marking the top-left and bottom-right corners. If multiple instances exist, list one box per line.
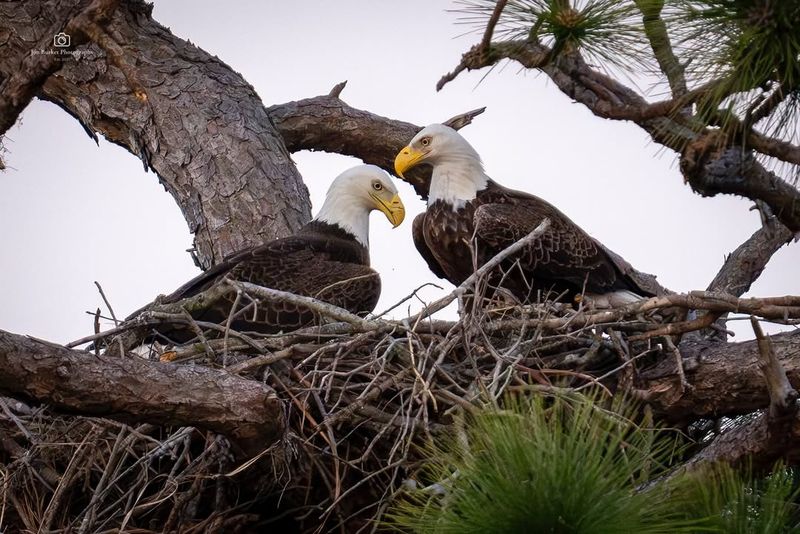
left=147, top=164, right=405, bottom=339
left=394, top=124, right=653, bottom=306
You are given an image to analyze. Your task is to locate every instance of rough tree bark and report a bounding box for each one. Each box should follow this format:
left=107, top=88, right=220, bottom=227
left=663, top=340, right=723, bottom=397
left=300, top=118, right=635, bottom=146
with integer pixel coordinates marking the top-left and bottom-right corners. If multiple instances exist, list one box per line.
left=0, top=329, right=284, bottom=456
left=640, top=330, right=800, bottom=423
left=0, top=0, right=311, bottom=269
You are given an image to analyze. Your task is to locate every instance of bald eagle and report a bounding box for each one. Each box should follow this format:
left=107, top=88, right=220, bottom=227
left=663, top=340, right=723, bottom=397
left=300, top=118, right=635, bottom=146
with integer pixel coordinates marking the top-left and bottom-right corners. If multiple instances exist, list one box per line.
left=394, top=124, right=654, bottom=306
left=152, top=165, right=405, bottom=339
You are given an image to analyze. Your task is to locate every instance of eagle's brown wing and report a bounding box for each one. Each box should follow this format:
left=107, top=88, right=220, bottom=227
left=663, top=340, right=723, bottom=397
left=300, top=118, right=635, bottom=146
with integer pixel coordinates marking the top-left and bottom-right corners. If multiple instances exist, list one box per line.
left=473, top=189, right=643, bottom=295
left=152, top=232, right=380, bottom=338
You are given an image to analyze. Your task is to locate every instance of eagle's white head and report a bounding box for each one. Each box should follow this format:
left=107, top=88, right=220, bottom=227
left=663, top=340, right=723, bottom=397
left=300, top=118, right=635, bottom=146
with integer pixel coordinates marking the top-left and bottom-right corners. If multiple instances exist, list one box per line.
left=394, top=124, right=489, bottom=209
left=314, top=164, right=405, bottom=247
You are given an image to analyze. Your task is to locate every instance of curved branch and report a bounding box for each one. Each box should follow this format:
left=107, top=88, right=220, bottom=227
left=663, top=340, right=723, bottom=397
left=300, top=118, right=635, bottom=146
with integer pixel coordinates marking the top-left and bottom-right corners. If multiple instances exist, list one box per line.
left=267, top=93, right=484, bottom=199
left=438, top=39, right=800, bottom=232
left=681, top=142, right=800, bottom=231
left=0, top=0, right=311, bottom=268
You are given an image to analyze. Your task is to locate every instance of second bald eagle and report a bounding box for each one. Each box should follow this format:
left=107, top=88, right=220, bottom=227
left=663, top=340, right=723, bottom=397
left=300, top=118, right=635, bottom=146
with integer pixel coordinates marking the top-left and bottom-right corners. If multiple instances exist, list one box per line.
left=149, top=165, right=405, bottom=340
left=395, top=124, right=654, bottom=306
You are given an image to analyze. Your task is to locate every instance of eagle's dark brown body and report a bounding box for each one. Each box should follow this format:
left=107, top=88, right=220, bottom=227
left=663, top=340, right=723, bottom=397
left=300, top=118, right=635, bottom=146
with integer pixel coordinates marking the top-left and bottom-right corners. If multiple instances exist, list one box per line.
left=159, top=221, right=380, bottom=339
left=413, top=180, right=651, bottom=303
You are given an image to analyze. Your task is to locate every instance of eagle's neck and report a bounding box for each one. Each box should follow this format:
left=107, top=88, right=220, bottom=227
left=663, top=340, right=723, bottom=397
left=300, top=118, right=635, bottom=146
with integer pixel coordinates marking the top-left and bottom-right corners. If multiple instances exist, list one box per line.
left=428, top=158, right=489, bottom=210
left=313, top=195, right=370, bottom=248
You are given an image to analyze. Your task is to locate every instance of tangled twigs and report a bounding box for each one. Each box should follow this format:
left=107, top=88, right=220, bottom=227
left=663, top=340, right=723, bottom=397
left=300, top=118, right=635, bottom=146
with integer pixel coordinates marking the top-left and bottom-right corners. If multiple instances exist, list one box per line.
left=409, top=218, right=552, bottom=323
left=485, top=292, right=800, bottom=335
left=5, top=260, right=800, bottom=532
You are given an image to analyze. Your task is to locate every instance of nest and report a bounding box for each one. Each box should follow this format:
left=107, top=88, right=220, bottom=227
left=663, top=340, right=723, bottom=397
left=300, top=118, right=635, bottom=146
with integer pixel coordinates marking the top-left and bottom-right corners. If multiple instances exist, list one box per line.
left=2, top=281, right=798, bottom=533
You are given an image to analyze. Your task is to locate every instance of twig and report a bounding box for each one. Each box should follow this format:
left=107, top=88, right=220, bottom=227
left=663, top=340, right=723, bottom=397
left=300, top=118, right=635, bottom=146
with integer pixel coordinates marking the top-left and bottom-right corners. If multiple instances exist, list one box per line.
left=222, top=288, right=243, bottom=367
left=479, top=0, right=507, bottom=55
left=180, top=309, right=216, bottom=362
left=94, top=281, right=119, bottom=326
left=226, top=279, right=380, bottom=331
left=371, top=283, right=442, bottom=319
left=39, top=429, right=98, bottom=533
left=227, top=347, right=295, bottom=374
left=408, top=218, right=551, bottom=322
left=664, top=336, right=689, bottom=393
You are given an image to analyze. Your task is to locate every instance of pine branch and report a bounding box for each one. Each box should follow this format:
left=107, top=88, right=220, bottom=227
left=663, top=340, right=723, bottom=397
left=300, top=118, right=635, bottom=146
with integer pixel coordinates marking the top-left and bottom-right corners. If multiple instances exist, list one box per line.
left=437, top=38, right=800, bottom=231
left=634, top=0, right=687, bottom=98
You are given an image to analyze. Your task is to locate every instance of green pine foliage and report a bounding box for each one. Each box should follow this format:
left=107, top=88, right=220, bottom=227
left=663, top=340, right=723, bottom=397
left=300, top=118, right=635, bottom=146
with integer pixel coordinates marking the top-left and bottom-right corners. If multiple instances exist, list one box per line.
left=668, top=1, right=800, bottom=141
left=455, top=0, right=648, bottom=68
left=455, top=0, right=800, bottom=143
left=671, top=463, right=800, bottom=534
left=384, top=393, right=800, bottom=533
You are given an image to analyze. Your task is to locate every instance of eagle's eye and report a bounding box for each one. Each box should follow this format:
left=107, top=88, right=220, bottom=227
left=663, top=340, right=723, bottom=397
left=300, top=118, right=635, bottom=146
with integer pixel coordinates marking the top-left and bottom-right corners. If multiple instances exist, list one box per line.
left=420, top=137, right=431, bottom=147
left=372, top=181, right=383, bottom=191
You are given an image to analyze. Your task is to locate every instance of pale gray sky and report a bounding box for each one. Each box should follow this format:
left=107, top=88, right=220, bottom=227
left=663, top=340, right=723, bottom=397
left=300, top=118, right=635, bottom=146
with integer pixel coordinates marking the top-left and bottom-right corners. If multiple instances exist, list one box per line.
left=1, top=1, right=797, bottom=343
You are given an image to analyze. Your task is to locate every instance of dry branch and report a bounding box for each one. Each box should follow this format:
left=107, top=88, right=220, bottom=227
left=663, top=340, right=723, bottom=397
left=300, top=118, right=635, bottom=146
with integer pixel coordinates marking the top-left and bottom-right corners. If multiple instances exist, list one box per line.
left=751, top=318, right=798, bottom=419
left=409, top=218, right=552, bottom=322
left=0, top=329, right=284, bottom=456
left=3, top=286, right=800, bottom=531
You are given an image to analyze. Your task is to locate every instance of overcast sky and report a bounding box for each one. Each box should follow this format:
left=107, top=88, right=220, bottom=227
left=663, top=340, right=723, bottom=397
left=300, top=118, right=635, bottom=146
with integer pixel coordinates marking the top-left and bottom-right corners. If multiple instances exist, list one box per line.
left=1, top=1, right=797, bottom=344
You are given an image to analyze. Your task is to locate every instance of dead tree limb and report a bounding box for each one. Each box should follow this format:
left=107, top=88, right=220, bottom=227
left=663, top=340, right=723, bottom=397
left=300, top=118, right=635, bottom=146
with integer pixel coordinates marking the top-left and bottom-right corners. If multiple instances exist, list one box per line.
left=676, top=322, right=799, bottom=472
left=751, top=318, right=798, bottom=419
left=0, top=329, right=284, bottom=456
left=638, top=330, right=800, bottom=423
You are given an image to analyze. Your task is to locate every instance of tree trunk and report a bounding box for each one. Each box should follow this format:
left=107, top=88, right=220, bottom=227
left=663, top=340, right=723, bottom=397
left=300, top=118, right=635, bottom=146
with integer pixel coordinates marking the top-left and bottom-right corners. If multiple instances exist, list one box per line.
left=0, top=0, right=311, bottom=269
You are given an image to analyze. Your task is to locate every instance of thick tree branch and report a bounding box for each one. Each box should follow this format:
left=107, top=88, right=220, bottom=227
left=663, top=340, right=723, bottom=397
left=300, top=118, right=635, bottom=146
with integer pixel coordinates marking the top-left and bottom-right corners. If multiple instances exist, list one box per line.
left=707, top=219, right=794, bottom=297
left=638, top=330, right=800, bottom=423
left=0, top=1, right=86, bottom=138
left=679, top=412, right=800, bottom=472
left=0, top=0, right=311, bottom=268
left=266, top=92, right=430, bottom=197
left=0, top=329, right=284, bottom=456
left=266, top=87, right=484, bottom=200
left=681, top=141, right=800, bottom=231
left=677, top=322, right=799, bottom=471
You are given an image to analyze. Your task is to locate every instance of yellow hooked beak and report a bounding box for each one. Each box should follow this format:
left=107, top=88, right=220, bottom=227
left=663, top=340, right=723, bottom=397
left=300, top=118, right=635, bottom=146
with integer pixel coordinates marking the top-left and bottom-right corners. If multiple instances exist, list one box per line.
left=394, top=146, right=427, bottom=178
left=372, top=192, right=406, bottom=228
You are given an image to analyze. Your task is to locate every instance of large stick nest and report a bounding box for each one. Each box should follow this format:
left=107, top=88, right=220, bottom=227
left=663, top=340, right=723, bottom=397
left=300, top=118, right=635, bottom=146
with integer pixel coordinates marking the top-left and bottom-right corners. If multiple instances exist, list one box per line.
left=2, top=279, right=799, bottom=532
